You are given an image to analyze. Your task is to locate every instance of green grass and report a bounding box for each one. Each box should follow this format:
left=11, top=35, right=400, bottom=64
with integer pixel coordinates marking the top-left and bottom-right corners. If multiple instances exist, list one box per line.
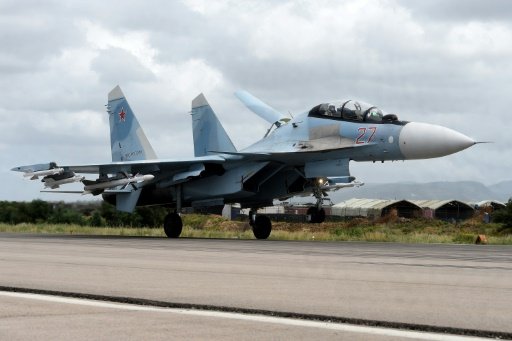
left=0, top=223, right=166, bottom=237
left=0, top=214, right=510, bottom=244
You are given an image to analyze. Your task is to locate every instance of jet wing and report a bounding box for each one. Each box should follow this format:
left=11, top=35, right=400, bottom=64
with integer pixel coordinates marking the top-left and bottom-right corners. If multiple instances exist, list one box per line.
left=62, top=155, right=228, bottom=174
left=12, top=155, right=229, bottom=193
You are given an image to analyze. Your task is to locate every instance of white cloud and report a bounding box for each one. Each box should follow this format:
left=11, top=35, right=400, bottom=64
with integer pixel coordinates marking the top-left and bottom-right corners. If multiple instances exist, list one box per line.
left=445, top=22, right=512, bottom=57
left=1, top=0, right=511, bottom=202
left=182, top=0, right=233, bottom=15
left=91, top=47, right=156, bottom=84
left=80, top=20, right=160, bottom=73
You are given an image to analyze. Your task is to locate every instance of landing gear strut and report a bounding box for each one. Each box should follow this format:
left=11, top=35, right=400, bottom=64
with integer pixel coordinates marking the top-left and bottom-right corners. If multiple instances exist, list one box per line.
left=307, top=180, right=327, bottom=224
left=249, top=210, right=272, bottom=240
left=164, top=184, right=183, bottom=238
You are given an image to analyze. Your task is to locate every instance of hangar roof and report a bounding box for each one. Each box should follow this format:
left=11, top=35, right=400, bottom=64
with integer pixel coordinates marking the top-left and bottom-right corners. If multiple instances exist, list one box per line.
left=333, top=198, right=395, bottom=209
left=410, top=200, right=473, bottom=210
left=332, top=198, right=422, bottom=217
left=470, top=200, right=506, bottom=209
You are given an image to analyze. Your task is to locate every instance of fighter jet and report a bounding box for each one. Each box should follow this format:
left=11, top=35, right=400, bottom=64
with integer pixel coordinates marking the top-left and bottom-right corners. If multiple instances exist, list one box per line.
left=12, top=86, right=477, bottom=239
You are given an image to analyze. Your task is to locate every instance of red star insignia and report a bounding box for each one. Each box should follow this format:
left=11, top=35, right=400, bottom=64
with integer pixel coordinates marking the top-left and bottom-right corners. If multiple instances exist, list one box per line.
left=119, top=108, right=126, bottom=122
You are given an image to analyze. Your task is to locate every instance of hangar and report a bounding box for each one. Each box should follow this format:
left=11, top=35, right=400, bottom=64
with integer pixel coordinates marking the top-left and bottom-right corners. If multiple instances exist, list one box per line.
left=411, top=200, right=475, bottom=220
left=470, top=200, right=506, bottom=212
left=331, top=199, right=422, bottom=219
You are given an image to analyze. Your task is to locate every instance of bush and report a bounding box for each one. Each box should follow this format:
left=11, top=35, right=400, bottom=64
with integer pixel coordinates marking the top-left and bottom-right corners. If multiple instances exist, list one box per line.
left=89, top=211, right=105, bottom=227
left=49, top=204, right=85, bottom=225
left=493, top=199, right=512, bottom=229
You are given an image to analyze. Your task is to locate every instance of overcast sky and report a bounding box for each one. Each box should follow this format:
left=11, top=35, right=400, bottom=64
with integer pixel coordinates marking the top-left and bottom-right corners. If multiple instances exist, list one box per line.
left=1, top=0, right=511, bottom=202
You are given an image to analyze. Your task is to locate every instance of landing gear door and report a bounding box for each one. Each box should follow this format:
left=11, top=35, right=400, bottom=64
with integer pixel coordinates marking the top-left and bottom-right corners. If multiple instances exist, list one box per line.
left=304, top=158, right=350, bottom=178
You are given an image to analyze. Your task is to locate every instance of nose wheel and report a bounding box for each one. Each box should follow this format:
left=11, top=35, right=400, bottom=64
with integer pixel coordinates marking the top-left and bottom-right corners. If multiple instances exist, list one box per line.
left=307, top=206, right=326, bottom=223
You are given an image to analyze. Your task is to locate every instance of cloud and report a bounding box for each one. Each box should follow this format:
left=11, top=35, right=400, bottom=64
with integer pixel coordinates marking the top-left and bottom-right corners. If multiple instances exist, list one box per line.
left=1, top=0, right=510, bottom=202
left=91, top=48, right=156, bottom=84
left=399, top=0, right=512, bottom=22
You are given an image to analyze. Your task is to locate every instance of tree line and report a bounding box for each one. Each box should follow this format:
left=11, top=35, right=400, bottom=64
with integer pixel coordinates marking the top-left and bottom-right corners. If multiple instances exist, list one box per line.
left=0, top=200, right=169, bottom=227
left=493, top=199, right=512, bottom=229
left=1, top=199, right=511, bottom=229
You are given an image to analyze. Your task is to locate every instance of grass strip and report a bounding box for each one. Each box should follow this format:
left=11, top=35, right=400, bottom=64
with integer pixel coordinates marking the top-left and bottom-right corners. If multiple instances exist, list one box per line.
left=0, top=214, right=510, bottom=244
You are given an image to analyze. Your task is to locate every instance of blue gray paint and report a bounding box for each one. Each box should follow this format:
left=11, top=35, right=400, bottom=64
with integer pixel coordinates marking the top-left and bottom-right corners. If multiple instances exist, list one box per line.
left=107, top=86, right=157, bottom=162
left=191, top=93, right=236, bottom=157
left=12, top=87, right=476, bottom=215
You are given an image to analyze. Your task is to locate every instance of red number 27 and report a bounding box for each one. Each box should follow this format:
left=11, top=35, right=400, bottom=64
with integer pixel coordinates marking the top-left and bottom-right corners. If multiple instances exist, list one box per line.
left=355, top=127, right=377, bottom=144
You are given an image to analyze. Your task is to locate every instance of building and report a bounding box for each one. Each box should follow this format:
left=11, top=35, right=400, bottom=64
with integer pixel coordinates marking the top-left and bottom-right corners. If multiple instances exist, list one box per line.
left=331, top=199, right=422, bottom=219
left=470, top=200, right=506, bottom=212
left=410, top=200, right=475, bottom=220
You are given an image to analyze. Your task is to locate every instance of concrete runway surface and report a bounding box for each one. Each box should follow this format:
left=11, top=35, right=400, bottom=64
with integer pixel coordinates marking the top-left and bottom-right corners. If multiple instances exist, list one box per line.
left=0, top=233, right=511, bottom=340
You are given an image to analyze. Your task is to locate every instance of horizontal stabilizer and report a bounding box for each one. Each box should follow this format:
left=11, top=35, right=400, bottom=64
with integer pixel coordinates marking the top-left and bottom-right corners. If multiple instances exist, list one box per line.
left=234, top=90, right=288, bottom=126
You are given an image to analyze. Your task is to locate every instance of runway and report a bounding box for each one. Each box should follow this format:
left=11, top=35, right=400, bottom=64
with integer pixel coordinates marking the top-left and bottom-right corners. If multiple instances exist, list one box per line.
left=0, top=233, right=511, bottom=340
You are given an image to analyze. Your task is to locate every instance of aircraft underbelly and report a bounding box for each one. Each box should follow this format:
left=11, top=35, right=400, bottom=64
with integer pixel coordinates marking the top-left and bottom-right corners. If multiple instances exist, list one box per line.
left=182, top=162, right=269, bottom=200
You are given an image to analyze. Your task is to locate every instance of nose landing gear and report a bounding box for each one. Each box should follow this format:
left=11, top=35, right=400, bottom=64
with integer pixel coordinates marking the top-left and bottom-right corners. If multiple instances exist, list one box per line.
left=307, top=206, right=326, bottom=223
left=307, top=180, right=329, bottom=224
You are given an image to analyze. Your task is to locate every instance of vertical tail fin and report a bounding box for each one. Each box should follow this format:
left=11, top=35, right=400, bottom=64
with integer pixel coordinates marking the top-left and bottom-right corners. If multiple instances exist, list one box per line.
left=107, top=86, right=157, bottom=162
left=191, top=94, right=236, bottom=157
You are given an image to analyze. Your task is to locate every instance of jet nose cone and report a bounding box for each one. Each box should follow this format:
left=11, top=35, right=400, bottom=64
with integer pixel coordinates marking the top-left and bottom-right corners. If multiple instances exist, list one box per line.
left=399, top=122, right=475, bottom=159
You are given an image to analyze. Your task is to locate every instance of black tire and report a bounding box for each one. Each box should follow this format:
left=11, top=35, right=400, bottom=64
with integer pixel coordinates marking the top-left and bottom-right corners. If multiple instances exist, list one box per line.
left=307, top=207, right=326, bottom=224
left=316, top=208, right=326, bottom=223
left=163, top=213, right=183, bottom=238
left=252, top=215, right=272, bottom=239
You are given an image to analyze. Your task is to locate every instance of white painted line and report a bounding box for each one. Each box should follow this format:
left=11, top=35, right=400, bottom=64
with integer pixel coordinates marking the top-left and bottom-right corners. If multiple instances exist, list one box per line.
left=0, top=291, right=488, bottom=341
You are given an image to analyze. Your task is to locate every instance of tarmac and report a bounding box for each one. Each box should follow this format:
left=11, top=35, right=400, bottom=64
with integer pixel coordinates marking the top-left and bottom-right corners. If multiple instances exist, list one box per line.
left=0, top=233, right=511, bottom=340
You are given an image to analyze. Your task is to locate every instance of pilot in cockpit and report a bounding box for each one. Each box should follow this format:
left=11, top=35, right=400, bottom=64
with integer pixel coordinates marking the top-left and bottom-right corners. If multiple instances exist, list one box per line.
left=327, top=104, right=336, bottom=116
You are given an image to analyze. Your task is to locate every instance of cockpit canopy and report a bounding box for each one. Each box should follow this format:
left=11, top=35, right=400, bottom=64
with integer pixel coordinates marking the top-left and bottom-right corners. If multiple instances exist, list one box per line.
left=308, top=100, right=399, bottom=123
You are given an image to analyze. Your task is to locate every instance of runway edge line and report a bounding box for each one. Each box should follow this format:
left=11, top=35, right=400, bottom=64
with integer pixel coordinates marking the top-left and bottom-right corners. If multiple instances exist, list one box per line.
left=0, top=285, right=510, bottom=340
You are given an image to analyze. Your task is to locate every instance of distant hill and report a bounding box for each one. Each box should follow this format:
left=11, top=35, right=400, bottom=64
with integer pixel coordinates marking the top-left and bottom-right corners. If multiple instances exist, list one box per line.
left=328, top=181, right=511, bottom=203
left=488, top=181, right=512, bottom=203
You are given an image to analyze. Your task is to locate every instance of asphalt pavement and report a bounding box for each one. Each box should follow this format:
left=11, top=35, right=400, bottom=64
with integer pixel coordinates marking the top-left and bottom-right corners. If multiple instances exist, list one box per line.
left=0, top=233, right=510, bottom=340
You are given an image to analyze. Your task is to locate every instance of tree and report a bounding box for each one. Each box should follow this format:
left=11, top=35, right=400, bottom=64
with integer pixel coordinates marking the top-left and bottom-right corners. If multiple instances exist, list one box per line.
left=493, top=199, right=512, bottom=229
left=89, top=211, right=105, bottom=227
left=135, top=206, right=167, bottom=227
left=49, top=203, right=85, bottom=225
left=0, top=201, right=23, bottom=224
left=28, top=200, right=52, bottom=223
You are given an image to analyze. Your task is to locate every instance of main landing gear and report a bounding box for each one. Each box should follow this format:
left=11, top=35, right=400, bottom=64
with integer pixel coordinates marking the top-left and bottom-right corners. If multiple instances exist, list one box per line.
left=249, top=210, right=272, bottom=239
left=164, top=184, right=183, bottom=238
left=164, top=212, right=182, bottom=238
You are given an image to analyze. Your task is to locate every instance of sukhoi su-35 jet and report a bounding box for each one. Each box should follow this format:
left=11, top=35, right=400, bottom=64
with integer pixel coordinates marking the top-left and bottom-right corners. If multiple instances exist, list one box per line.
left=12, top=86, right=478, bottom=239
